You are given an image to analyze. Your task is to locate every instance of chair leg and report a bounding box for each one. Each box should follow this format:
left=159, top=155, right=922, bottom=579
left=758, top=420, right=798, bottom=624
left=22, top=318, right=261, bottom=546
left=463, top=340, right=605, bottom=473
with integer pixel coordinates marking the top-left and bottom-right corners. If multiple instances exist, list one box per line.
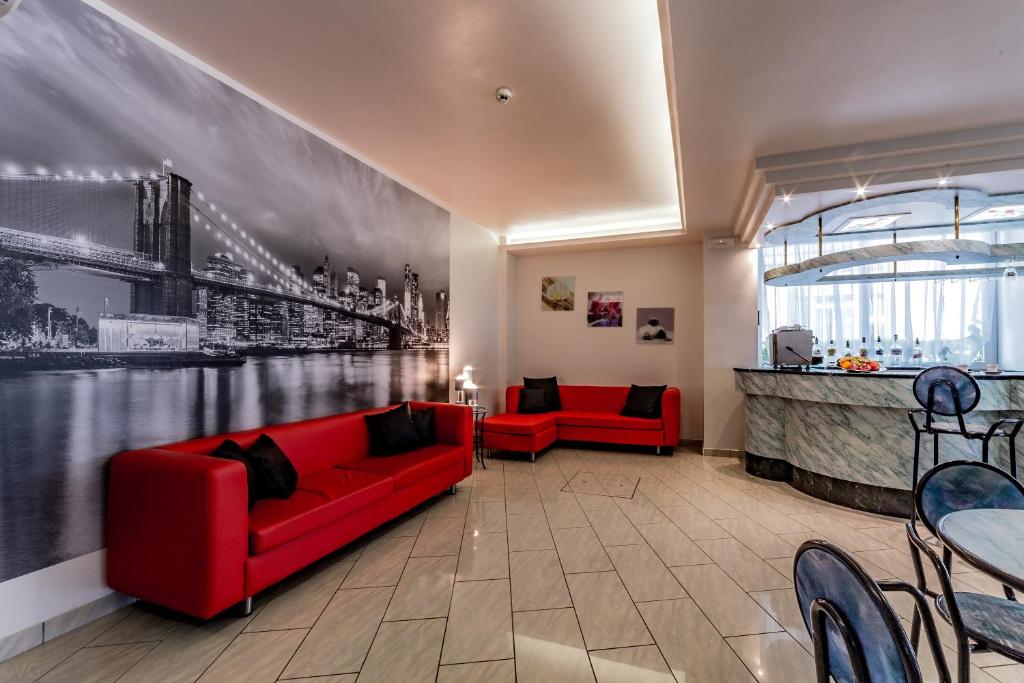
left=1011, top=436, right=1017, bottom=479
left=982, top=437, right=990, bottom=465
left=933, top=433, right=940, bottom=467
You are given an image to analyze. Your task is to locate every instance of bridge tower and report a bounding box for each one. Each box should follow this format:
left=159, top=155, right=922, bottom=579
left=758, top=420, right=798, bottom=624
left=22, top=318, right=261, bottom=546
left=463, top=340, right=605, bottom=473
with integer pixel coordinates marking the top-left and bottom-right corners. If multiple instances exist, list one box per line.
left=131, top=173, right=193, bottom=317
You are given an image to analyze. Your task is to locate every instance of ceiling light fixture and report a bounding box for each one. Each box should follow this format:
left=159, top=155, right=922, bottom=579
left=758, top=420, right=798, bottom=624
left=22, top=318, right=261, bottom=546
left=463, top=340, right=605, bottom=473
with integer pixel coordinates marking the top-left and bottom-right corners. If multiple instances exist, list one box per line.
left=937, top=177, right=949, bottom=187
left=782, top=193, right=792, bottom=204
left=505, top=208, right=681, bottom=245
left=495, top=87, right=513, bottom=104
left=964, top=204, right=1024, bottom=222
left=833, top=213, right=907, bottom=234
left=855, top=185, right=868, bottom=198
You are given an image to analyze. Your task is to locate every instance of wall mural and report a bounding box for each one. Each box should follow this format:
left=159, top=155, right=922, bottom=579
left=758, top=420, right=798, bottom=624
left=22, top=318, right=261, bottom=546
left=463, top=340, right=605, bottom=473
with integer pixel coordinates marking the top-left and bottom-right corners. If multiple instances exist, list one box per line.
left=0, top=0, right=450, bottom=581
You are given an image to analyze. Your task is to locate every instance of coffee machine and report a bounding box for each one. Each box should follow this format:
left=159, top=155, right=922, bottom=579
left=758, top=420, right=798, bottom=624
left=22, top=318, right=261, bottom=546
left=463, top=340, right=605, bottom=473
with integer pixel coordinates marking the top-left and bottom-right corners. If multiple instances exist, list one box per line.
left=769, top=325, right=814, bottom=369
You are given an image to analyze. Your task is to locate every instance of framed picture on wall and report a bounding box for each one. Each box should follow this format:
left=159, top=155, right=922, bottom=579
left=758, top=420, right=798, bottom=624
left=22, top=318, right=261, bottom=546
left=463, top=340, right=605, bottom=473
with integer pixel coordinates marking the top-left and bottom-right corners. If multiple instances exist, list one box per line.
left=587, top=291, right=623, bottom=327
left=636, top=307, right=674, bottom=344
left=541, top=276, right=575, bottom=311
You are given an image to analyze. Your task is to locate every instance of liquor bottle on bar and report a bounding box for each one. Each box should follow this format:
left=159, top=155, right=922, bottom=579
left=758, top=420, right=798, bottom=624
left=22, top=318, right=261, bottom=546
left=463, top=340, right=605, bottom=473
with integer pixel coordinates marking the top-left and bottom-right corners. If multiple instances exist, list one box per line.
left=811, top=337, right=824, bottom=367
left=825, top=339, right=838, bottom=367
left=890, top=334, right=903, bottom=366
left=874, top=336, right=885, bottom=361
left=844, top=340, right=853, bottom=358
left=858, top=336, right=869, bottom=358
left=912, top=338, right=924, bottom=367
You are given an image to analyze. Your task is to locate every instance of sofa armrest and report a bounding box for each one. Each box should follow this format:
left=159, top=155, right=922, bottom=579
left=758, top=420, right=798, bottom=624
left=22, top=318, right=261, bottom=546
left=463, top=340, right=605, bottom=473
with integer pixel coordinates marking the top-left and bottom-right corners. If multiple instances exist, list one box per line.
left=411, top=401, right=473, bottom=475
left=106, top=448, right=248, bottom=619
left=505, top=385, right=523, bottom=413
left=661, top=388, right=681, bottom=447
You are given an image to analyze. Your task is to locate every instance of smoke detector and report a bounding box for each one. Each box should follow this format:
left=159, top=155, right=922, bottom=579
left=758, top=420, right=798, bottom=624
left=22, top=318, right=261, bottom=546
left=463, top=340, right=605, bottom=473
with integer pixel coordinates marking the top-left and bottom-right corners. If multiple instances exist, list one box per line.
left=494, top=87, right=513, bottom=104
left=0, top=0, right=21, bottom=19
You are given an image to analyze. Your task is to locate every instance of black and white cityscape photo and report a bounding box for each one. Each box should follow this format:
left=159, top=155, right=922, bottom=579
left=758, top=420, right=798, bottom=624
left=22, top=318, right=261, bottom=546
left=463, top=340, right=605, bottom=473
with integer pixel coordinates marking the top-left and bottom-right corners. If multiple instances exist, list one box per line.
left=0, top=0, right=450, bottom=580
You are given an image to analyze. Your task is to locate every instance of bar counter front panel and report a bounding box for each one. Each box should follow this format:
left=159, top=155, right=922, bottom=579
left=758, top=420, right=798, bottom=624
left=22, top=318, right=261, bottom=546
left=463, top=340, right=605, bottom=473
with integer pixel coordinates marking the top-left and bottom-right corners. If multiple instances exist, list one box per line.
left=735, top=367, right=1024, bottom=516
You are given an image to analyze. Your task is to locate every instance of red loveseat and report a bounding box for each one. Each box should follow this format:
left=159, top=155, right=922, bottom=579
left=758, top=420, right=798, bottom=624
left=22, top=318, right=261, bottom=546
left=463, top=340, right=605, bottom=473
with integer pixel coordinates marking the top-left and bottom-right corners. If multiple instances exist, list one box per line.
left=107, top=401, right=471, bottom=619
left=482, top=385, right=680, bottom=461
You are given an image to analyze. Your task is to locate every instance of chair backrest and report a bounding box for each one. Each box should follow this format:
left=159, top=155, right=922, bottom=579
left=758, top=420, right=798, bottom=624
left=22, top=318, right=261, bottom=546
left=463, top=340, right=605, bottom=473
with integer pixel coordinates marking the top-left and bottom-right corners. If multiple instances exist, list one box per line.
left=912, top=366, right=980, bottom=417
left=794, top=541, right=923, bottom=683
left=915, top=459, right=1024, bottom=534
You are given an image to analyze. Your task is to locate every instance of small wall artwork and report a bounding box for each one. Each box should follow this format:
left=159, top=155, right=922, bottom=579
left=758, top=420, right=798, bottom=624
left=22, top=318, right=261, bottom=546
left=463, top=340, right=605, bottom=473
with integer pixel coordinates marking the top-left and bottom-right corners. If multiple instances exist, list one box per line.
left=636, top=307, right=674, bottom=344
left=587, top=291, right=623, bottom=327
left=541, top=276, right=575, bottom=311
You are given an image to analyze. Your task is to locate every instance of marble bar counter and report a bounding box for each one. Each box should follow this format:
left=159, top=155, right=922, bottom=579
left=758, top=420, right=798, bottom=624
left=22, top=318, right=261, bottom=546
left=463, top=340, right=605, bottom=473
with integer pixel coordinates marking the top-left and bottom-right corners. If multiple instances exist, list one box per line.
left=735, top=367, right=1024, bottom=516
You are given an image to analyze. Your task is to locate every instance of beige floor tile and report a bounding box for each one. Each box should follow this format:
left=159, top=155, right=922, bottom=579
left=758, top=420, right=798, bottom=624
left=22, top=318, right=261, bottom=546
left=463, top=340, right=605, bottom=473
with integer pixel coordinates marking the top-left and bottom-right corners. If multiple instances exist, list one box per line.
left=411, top=515, right=466, bottom=557
left=614, top=494, right=671, bottom=525
left=38, top=643, right=156, bottom=683
left=513, top=608, right=595, bottom=683
left=504, top=471, right=538, bottom=490
left=119, top=613, right=255, bottom=683
left=509, top=549, right=572, bottom=611
left=787, top=513, right=891, bottom=552
left=385, top=555, right=457, bottom=621
left=87, top=607, right=179, bottom=646
left=456, top=531, right=510, bottom=581
left=569, top=472, right=608, bottom=496
left=281, top=586, right=393, bottom=678
left=427, top=490, right=472, bottom=518
left=671, top=565, right=782, bottom=637
left=681, top=490, right=744, bottom=519
left=605, top=544, right=688, bottom=602
left=543, top=499, right=590, bottom=529
left=637, top=598, right=756, bottom=683
left=506, top=487, right=544, bottom=515
left=636, top=522, right=713, bottom=566
left=717, top=517, right=798, bottom=560
left=0, top=610, right=130, bottom=683
left=246, top=560, right=353, bottom=632
left=589, top=645, right=675, bottom=683
left=552, top=526, right=614, bottom=574
left=594, top=473, right=639, bottom=498
left=470, top=483, right=506, bottom=502
left=380, top=510, right=428, bottom=537
left=341, top=536, right=415, bottom=588
left=465, top=501, right=507, bottom=533
left=575, top=492, right=618, bottom=511
left=565, top=572, right=653, bottom=650
left=507, top=513, right=555, bottom=551
left=661, top=505, right=730, bottom=540
left=437, top=659, right=517, bottom=682
left=280, top=676, right=357, bottom=683
left=731, top=502, right=813, bottom=534
left=750, top=589, right=812, bottom=652
left=986, top=665, right=1024, bottom=682
left=727, top=632, right=816, bottom=683
left=697, top=538, right=792, bottom=591
left=358, top=618, right=446, bottom=683
left=584, top=507, right=644, bottom=546
left=198, top=630, right=304, bottom=683
left=441, top=580, right=514, bottom=664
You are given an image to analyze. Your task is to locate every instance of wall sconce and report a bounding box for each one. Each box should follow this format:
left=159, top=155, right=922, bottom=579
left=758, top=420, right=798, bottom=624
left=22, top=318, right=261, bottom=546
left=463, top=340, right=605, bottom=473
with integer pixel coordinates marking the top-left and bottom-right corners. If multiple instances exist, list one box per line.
left=463, top=379, right=479, bottom=406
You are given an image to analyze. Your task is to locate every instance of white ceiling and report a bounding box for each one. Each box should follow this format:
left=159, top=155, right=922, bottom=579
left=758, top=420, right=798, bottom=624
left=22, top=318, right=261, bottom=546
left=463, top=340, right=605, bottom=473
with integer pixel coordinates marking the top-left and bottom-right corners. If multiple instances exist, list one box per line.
left=667, top=0, right=1024, bottom=238
left=91, top=0, right=680, bottom=237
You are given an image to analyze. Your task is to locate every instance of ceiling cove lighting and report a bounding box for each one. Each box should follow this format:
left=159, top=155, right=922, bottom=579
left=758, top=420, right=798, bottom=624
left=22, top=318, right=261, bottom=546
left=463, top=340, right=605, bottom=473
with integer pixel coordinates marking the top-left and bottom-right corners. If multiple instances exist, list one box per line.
left=833, top=213, right=907, bottom=234
left=505, top=209, right=682, bottom=245
left=964, top=204, right=1024, bottom=223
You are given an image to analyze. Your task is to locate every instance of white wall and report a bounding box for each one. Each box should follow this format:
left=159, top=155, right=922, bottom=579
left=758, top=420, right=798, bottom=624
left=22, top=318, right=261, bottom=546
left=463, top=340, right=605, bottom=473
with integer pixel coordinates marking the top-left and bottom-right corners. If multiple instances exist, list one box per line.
left=509, top=243, right=704, bottom=441
left=449, top=213, right=502, bottom=409
left=702, top=242, right=758, bottom=452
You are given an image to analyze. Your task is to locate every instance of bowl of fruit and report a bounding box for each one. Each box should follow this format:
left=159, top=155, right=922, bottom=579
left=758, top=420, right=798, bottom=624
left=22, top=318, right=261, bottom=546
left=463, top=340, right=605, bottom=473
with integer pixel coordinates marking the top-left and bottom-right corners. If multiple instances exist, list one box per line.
left=837, top=356, right=881, bottom=372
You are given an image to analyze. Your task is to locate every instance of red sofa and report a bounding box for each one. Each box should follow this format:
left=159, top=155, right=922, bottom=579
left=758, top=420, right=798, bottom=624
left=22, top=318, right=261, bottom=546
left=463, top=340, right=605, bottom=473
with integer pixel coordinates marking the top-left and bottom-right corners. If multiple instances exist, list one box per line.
left=482, top=385, right=680, bottom=461
left=107, top=401, right=471, bottom=619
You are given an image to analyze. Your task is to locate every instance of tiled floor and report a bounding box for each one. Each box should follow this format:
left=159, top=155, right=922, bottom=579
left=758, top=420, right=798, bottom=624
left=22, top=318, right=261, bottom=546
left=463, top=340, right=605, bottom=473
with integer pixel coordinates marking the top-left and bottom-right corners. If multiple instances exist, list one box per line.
left=4, top=446, right=1024, bottom=682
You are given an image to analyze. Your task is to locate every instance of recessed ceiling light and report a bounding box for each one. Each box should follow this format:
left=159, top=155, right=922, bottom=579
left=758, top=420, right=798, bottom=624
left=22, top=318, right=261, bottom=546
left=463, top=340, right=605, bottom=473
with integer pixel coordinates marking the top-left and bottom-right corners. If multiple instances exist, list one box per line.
left=782, top=193, right=792, bottom=204
left=854, top=185, right=868, bottom=197
left=964, top=204, right=1024, bottom=222
left=834, top=213, right=907, bottom=234
left=495, top=87, right=513, bottom=104
left=937, top=177, right=949, bottom=186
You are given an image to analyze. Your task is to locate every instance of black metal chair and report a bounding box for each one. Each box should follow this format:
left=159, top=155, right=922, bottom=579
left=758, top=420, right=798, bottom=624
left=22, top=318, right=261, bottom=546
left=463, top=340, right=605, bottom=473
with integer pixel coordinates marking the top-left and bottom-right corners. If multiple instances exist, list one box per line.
left=907, top=460, right=1024, bottom=682
left=794, top=540, right=949, bottom=683
left=907, top=366, right=1021, bottom=493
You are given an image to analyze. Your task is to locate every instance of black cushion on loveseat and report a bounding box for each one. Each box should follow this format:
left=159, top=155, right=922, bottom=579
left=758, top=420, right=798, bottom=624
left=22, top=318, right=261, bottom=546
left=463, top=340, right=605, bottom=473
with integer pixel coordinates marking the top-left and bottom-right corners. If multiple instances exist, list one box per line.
left=365, top=403, right=423, bottom=456
left=620, top=384, right=667, bottom=419
left=248, top=434, right=299, bottom=499
left=517, top=388, right=551, bottom=414
left=523, top=376, right=561, bottom=411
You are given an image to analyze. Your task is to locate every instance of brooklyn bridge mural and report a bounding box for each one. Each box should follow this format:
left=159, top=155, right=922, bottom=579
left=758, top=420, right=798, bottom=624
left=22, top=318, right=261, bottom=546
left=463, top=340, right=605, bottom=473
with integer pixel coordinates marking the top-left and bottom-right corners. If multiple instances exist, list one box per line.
left=0, top=0, right=450, bottom=580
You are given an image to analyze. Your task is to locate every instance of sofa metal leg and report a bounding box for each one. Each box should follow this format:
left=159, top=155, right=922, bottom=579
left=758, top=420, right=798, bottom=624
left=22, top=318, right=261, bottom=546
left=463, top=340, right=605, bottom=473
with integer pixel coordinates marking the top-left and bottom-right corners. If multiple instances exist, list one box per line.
left=448, top=485, right=457, bottom=495
left=239, top=596, right=253, bottom=617
left=530, top=451, right=536, bottom=463
left=656, top=446, right=661, bottom=455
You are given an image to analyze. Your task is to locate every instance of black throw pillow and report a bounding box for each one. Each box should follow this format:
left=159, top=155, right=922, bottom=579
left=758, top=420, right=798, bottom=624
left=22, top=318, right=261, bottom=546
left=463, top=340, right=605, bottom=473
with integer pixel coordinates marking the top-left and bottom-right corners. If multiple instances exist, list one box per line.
left=411, top=406, right=437, bottom=446
left=211, top=439, right=260, bottom=509
left=620, top=384, right=667, bottom=419
left=364, top=403, right=423, bottom=456
left=523, top=376, right=561, bottom=411
left=518, top=388, right=551, bottom=414
left=247, top=434, right=298, bottom=499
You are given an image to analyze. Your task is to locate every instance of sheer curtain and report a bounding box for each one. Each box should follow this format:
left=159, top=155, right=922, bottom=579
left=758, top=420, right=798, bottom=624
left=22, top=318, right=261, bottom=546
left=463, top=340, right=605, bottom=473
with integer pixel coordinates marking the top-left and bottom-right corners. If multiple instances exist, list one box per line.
left=758, top=232, right=998, bottom=366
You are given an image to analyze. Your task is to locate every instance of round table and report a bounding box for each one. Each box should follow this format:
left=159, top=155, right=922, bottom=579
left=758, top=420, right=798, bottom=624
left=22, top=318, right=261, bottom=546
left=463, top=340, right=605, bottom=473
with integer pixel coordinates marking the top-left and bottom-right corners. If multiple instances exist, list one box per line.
left=935, top=508, right=1024, bottom=592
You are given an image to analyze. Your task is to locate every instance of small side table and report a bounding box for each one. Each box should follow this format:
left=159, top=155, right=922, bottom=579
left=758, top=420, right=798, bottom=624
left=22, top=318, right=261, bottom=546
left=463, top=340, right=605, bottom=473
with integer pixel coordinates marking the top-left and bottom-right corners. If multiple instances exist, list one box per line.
left=472, top=406, right=488, bottom=470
